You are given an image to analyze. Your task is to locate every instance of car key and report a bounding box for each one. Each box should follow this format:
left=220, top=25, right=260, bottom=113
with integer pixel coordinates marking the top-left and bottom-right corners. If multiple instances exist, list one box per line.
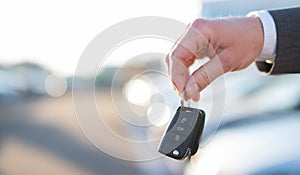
left=158, top=91, right=205, bottom=160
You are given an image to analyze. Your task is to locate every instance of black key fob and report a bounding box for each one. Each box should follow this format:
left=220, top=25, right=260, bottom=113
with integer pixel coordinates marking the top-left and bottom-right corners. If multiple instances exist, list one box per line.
left=158, top=106, right=205, bottom=160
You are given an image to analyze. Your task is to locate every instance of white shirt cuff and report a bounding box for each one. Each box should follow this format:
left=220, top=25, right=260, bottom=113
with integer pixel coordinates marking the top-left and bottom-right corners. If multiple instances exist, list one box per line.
left=247, top=10, right=277, bottom=62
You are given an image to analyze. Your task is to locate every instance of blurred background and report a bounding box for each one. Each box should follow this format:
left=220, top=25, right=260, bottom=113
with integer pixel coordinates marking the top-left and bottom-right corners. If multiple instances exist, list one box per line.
left=1, top=0, right=300, bottom=175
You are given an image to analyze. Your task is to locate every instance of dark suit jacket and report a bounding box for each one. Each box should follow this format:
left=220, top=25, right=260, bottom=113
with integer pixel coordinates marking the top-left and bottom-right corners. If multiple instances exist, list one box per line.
left=256, top=7, right=300, bottom=74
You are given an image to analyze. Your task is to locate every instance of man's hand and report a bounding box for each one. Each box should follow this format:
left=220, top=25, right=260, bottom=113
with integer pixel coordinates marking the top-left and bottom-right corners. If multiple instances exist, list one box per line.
left=166, top=17, right=264, bottom=101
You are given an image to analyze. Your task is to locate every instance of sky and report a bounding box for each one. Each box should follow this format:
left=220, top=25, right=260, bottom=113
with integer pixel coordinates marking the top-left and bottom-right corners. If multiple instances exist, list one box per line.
left=0, top=0, right=202, bottom=76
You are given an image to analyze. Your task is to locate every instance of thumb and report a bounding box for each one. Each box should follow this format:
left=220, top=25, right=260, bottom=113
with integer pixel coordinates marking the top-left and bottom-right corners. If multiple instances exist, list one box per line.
left=185, top=55, right=225, bottom=100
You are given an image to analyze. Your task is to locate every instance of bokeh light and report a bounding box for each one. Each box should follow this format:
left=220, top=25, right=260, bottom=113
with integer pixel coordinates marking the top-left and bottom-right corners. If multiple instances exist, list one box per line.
left=45, top=74, right=67, bottom=97
left=124, top=78, right=151, bottom=106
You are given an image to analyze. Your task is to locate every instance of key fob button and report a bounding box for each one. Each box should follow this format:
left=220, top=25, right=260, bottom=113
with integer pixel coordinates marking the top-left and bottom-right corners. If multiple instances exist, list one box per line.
left=164, top=132, right=186, bottom=145
left=178, top=112, right=195, bottom=127
left=172, top=124, right=192, bottom=136
left=179, top=116, right=194, bottom=126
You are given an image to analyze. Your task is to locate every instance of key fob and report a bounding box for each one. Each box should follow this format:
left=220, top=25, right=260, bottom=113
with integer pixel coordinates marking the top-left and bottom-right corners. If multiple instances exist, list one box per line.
left=158, top=106, right=205, bottom=160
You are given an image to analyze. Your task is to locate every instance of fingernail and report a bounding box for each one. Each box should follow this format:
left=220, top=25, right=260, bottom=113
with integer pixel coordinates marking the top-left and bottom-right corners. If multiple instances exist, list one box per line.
left=187, top=82, right=199, bottom=98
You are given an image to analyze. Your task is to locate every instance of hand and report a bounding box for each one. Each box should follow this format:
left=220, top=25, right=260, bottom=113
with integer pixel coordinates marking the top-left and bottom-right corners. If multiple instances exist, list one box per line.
left=166, top=17, right=264, bottom=101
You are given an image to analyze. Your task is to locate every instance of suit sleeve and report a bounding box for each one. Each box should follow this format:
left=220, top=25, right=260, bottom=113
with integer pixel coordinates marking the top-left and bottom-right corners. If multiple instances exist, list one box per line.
left=256, top=7, right=300, bottom=74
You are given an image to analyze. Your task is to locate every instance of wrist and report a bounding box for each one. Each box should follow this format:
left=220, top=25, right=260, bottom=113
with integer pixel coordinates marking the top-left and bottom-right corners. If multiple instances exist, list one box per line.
left=246, top=16, right=264, bottom=60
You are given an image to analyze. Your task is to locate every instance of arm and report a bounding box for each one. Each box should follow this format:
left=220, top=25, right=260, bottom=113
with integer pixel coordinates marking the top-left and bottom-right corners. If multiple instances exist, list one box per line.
left=256, top=7, right=300, bottom=74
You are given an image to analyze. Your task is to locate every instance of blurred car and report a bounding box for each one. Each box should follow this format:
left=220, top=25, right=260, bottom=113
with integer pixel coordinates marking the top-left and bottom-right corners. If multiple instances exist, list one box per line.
left=185, top=110, right=300, bottom=175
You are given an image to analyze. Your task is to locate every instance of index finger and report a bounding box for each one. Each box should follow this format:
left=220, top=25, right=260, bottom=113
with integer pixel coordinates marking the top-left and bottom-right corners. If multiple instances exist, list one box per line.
left=166, top=23, right=210, bottom=95
left=166, top=42, right=195, bottom=95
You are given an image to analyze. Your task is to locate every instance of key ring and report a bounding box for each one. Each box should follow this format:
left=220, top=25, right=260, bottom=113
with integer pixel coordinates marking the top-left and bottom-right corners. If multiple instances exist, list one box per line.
left=180, top=90, right=191, bottom=108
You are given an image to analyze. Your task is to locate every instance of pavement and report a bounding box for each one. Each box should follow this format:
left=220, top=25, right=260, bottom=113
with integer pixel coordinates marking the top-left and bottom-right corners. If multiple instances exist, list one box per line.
left=0, top=91, right=142, bottom=175
left=0, top=90, right=185, bottom=175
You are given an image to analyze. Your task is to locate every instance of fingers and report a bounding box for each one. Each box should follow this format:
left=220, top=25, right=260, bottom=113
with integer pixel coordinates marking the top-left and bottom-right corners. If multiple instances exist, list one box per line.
left=185, top=54, right=225, bottom=100
left=167, top=45, right=194, bottom=95
left=166, top=20, right=211, bottom=95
